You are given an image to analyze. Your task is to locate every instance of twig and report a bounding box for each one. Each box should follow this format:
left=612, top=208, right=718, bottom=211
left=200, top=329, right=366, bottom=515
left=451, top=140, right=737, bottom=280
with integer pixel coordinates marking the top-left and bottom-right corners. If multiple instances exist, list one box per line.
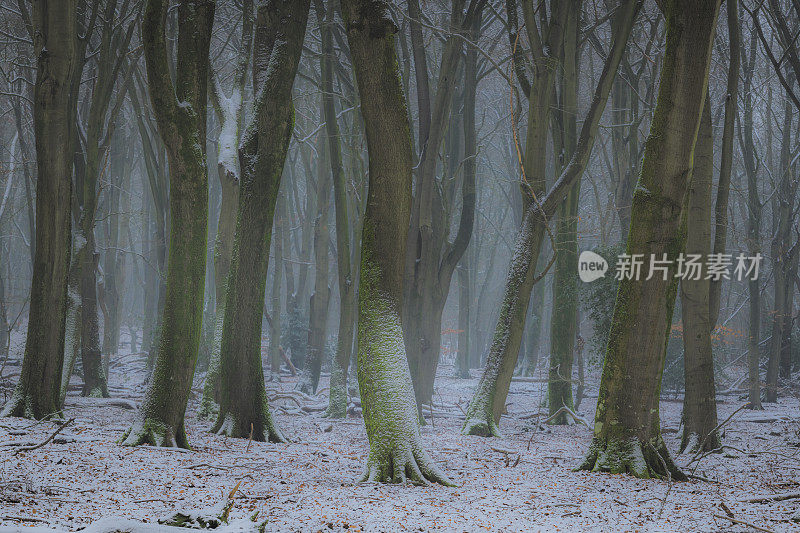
left=713, top=514, right=775, bottom=532
left=14, top=418, right=74, bottom=455
left=543, top=406, right=591, bottom=428
left=739, top=492, right=800, bottom=503
left=2, top=515, right=49, bottom=524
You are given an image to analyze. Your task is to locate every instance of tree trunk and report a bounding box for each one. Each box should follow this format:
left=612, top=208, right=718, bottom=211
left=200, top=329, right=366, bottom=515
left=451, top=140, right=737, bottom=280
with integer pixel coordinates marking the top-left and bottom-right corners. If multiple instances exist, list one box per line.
left=321, top=0, right=357, bottom=417
left=680, top=93, right=720, bottom=453
left=342, top=0, right=452, bottom=485
left=708, top=0, right=740, bottom=327
left=740, top=29, right=764, bottom=408
left=455, top=264, right=471, bottom=378
left=121, top=0, right=214, bottom=447
left=462, top=0, right=640, bottom=437
left=298, top=136, right=332, bottom=395
left=199, top=0, right=253, bottom=420
left=2, top=0, right=78, bottom=420
left=211, top=0, right=310, bottom=442
left=268, top=194, right=285, bottom=380
left=579, top=0, right=720, bottom=480
left=547, top=2, right=580, bottom=425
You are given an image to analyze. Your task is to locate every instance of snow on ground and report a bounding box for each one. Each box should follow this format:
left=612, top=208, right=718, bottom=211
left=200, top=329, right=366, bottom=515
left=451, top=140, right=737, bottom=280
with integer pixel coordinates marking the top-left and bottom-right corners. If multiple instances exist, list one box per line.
left=0, top=350, right=798, bottom=532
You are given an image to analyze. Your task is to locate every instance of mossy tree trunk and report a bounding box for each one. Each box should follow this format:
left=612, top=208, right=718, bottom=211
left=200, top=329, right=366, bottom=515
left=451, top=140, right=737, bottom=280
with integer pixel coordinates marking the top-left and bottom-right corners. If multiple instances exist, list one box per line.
left=579, top=0, right=720, bottom=480
left=462, top=0, right=640, bottom=437
left=211, top=0, right=310, bottom=442
left=547, top=2, right=580, bottom=425
left=341, top=0, right=452, bottom=485
left=268, top=193, right=286, bottom=380
left=680, top=93, right=720, bottom=453
left=2, top=0, right=78, bottom=420
left=199, top=0, right=253, bottom=420
left=121, top=0, right=214, bottom=448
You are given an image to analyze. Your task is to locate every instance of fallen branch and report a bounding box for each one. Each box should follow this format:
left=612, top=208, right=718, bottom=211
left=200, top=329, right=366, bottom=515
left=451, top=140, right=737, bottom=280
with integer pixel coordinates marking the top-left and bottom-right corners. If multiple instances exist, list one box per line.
left=713, top=514, right=774, bottom=532
left=14, top=417, right=74, bottom=455
left=739, top=492, right=800, bottom=503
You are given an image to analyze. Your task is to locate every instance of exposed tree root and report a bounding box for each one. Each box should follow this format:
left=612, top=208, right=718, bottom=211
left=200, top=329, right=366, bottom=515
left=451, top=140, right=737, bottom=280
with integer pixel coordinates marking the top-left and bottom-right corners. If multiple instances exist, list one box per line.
left=359, top=444, right=454, bottom=486
left=1, top=393, right=36, bottom=419
left=679, top=431, right=720, bottom=454
left=461, top=414, right=501, bottom=438
left=577, top=435, right=687, bottom=481
left=212, top=407, right=287, bottom=443
left=119, top=417, right=190, bottom=449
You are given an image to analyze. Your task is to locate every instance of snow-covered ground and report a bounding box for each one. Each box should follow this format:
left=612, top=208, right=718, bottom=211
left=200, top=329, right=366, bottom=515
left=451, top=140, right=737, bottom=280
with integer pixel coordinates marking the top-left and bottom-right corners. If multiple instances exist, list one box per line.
left=0, top=349, right=798, bottom=532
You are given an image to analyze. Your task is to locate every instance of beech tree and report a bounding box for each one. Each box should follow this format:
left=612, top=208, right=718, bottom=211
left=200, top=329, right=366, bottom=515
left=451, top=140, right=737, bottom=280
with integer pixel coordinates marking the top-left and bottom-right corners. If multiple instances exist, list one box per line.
left=579, top=0, right=721, bottom=479
left=341, top=0, right=452, bottom=485
left=462, top=0, right=641, bottom=437
left=2, top=0, right=78, bottom=419
left=121, top=0, right=215, bottom=447
left=212, top=0, right=310, bottom=441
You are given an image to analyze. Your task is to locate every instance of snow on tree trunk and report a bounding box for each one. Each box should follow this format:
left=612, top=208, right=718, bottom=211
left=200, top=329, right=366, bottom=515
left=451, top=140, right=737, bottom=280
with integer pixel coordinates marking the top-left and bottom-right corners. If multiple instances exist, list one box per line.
left=579, top=0, right=721, bottom=480
left=210, top=0, right=311, bottom=442
left=342, top=0, right=452, bottom=485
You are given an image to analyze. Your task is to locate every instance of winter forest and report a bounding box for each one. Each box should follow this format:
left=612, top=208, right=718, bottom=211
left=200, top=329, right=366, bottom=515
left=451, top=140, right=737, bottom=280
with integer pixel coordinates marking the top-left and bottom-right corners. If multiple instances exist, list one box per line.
left=0, top=0, right=799, bottom=530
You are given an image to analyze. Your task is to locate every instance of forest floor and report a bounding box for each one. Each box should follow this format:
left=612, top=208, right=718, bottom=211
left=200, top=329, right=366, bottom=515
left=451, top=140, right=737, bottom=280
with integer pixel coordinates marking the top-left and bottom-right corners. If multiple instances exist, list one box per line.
left=0, top=344, right=799, bottom=532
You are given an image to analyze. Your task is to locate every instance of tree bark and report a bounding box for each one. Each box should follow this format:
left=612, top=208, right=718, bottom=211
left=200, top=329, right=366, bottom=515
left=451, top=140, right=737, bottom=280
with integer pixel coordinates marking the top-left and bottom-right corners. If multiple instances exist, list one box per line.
left=121, top=0, right=214, bottom=447
left=342, top=0, right=452, bottom=485
left=547, top=1, right=580, bottom=425
left=462, top=0, right=640, bottom=437
left=2, top=0, right=78, bottom=420
left=199, top=0, right=253, bottom=419
left=680, top=92, right=720, bottom=453
left=211, top=0, right=310, bottom=442
left=579, top=0, right=720, bottom=480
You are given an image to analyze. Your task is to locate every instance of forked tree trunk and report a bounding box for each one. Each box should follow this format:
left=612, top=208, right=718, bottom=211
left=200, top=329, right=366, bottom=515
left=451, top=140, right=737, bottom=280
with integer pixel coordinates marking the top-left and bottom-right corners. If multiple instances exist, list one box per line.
left=680, top=93, right=720, bottom=453
left=462, top=0, right=640, bottom=437
left=121, top=0, right=214, bottom=448
left=342, top=0, right=452, bottom=485
left=211, top=0, right=310, bottom=442
left=2, top=0, right=78, bottom=420
left=199, top=0, right=253, bottom=420
left=579, top=0, right=720, bottom=480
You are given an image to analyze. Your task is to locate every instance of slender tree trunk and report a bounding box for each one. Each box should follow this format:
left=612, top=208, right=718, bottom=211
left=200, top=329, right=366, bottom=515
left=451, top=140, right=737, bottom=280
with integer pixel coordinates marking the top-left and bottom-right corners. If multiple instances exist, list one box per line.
left=462, top=0, right=640, bottom=437
left=2, top=0, right=78, bottom=420
left=298, top=137, right=332, bottom=394
left=268, top=193, right=286, bottom=380
left=547, top=3, right=580, bottom=424
left=121, top=0, right=214, bottom=447
left=579, top=0, right=720, bottom=480
left=341, top=0, right=452, bottom=485
left=455, top=264, right=471, bottom=378
left=708, top=0, right=740, bottom=327
left=322, top=0, right=357, bottom=417
left=212, top=0, right=310, bottom=442
left=680, top=93, right=720, bottom=453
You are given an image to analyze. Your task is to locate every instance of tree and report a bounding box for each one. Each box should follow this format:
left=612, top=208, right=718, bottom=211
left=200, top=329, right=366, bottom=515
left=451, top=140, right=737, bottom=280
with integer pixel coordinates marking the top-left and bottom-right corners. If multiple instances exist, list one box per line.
left=200, top=0, right=254, bottom=419
left=320, top=0, right=358, bottom=417
left=546, top=0, right=580, bottom=425
left=462, top=0, right=641, bottom=437
left=341, top=0, right=451, bottom=485
left=680, top=93, right=720, bottom=453
left=401, top=0, right=484, bottom=414
left=2, top=0, right=78, bottom=419
left=578, top=0, right=721, bottom=479
left=211, top=0, right=310, bottom=441
left=120, top=0, right=215, bottom=447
